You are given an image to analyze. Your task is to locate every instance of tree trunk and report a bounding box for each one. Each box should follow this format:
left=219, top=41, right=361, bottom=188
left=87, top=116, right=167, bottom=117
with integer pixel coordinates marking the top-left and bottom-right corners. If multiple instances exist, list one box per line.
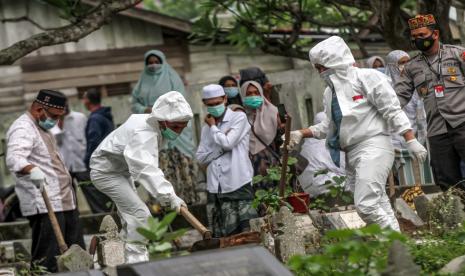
left=369, top=0, right=412, bottom=51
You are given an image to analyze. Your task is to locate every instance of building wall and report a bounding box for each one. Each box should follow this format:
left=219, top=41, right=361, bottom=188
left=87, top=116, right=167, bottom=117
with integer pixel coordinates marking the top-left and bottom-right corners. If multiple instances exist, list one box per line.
left=0, top=0, right=164, bottom=56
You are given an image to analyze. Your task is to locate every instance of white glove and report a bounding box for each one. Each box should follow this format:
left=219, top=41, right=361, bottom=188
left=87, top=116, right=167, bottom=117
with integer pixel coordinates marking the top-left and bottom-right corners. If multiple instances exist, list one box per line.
left=281, top=130, right=304, bottom=151
left=158, top=194, right=171, bottom=207
left=30, top=167, right=45, bottom=189
left=406, top=139, right=427, bottom=163
left=170, top=195, right=186, bottom=214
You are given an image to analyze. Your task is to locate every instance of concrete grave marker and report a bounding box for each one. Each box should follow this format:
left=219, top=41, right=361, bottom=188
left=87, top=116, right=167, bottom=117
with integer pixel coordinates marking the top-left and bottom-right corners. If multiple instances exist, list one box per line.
left=325, top=210, right=366, bottom=229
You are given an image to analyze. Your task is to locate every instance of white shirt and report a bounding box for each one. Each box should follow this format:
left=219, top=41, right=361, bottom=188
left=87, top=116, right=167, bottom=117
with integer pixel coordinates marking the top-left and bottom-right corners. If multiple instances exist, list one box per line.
left=6, top=113, right=75, bottom=216
left=196, top=109, right=253, bottom=193
left=51, top=111, right=87, bottom=173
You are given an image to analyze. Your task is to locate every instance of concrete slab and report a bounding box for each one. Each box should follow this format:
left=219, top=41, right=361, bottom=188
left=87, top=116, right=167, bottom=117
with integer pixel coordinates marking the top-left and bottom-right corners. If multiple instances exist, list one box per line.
left=395, top=198, right=425, bottom=227
left=325, top=210, right=366, bottom=230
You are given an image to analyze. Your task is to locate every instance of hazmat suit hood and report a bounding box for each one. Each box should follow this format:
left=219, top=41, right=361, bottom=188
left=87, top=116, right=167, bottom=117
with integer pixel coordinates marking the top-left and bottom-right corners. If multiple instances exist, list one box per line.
left=309, top=36, right=355, bottom=72
left=146, top=91, right=193, bottom=128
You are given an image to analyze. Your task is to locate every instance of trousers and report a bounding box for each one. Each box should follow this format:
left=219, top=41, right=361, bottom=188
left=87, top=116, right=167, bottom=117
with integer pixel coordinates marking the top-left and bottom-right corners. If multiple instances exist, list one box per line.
left=428, top=122, right=465, bottom=190
left=90, top=171, right=151, bottom=263
left=27, top=209, right=85, bottom=272
left=345, top=135, right=399, bottom=231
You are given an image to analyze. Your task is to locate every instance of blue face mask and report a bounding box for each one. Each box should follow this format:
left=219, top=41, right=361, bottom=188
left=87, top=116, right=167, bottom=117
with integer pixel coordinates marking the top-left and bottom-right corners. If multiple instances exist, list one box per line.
left=39, top=117, right=57, bottom=130
left=161, top=126, right=179, bottom=141
left=376, top=67, right=386, bottom=74
left=207, top=104, right=226, bottom=118
left=224, top=87, right=239, bottom=98
left=243, top=96, right=263, bottom=109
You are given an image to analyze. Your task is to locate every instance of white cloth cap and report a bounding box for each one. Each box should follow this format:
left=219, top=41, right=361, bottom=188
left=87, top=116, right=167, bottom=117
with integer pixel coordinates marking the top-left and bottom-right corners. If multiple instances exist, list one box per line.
left=202, top=84, right=225, bottom=99
left=147, top=91, right=193, bottom=126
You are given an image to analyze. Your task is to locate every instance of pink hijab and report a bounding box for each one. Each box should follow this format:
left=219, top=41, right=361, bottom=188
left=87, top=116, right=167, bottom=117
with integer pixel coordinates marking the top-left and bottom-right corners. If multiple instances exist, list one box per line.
left=240, top=81, right=279, bottom=155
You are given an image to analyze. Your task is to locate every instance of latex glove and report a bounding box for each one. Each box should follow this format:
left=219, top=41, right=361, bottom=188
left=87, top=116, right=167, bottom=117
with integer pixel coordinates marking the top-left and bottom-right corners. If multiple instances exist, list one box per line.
left=158, top=194, right=171, bottom=207
left=170, top=195, right=186, bottom=214
left=406, top=139, right=427, bottom=163
left=30, top=167, right=45, bottom=189
left=281, top=130, right=303, bottom=151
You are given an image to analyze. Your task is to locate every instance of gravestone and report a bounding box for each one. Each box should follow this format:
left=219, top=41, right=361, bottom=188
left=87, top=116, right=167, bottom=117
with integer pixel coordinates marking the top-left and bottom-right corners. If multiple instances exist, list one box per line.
left=274, top=207, right=305, bottom=262
left=381, top=240, right=420, bottom=276
left=440, top=255, right=465, bottom=274
left=325, top=210, right=366, bottom=229
left=413, top=195, right=430, bottom=222
left=395, top=198, right=424, bottom=227
left=117, top=245, right=293, bottom=276
left=294, top=214, right=320, bottom=254
left=97, top=215, right=125, bottom=269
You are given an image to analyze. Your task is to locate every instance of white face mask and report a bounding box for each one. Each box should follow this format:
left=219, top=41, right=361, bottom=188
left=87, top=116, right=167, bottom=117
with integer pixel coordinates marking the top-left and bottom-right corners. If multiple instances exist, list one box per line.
left=147, top=63, right=162, bottom=72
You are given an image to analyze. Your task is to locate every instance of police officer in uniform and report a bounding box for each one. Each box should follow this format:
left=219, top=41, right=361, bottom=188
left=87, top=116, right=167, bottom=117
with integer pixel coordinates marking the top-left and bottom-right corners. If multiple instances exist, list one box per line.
left=396, top=14, right=465, bottom=190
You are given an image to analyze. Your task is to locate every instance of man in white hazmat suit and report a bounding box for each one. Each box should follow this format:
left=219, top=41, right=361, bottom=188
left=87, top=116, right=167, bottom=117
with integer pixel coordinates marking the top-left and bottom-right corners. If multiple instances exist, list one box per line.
left=90, top=91, right=191, bottom=262
left=286, top=36, right=428, bottom=231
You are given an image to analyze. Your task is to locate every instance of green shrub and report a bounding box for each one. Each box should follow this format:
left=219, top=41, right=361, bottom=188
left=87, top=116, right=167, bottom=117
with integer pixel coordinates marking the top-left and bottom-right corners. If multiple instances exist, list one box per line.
left=288, top=224, right=405, bottom=275
left=136, top=212, right=187, bottom=260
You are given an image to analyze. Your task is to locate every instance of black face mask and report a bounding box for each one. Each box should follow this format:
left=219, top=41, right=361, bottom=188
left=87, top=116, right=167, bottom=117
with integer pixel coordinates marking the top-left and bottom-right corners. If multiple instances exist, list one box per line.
left=413, top=33, right=436, bottom=52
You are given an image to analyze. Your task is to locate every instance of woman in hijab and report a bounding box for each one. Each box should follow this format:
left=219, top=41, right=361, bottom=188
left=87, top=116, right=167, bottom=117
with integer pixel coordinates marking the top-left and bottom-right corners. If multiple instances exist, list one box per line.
left=385, top=50, right=427, bottom=149
left=239, top=67, right=274, bottom=102
left=218, top=75, right=242, bottom=106
left=131, top=50, right=199, bottom=204
left=366, top=56, right=386, bottom=73
left=240, top=81, right=282, bottom=190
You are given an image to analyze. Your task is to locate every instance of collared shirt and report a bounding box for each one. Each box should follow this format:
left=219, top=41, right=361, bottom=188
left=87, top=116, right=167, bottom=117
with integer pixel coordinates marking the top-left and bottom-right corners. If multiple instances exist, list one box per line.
left=51, top=111, right=87, bottom=173
left=396, top=44, right=465, bottom=137
left=196, top=109, right=253, bottom=193
left=6, top=113, right=75, bottom=216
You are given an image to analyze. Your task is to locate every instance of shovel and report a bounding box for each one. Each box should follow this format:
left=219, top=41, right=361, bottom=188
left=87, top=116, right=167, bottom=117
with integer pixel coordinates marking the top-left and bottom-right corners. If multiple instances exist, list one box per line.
left=179, top=206, right=260, bottom=252
left=279, top=114, right=292, bottom=198
left=40, top=180, right=93, bottom=272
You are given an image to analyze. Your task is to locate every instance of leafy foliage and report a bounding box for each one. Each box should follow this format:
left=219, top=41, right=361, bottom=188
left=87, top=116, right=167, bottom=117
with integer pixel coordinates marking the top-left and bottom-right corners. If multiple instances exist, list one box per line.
left=252, top=157, right=297, bottom=186
left=191, top=0, right=455, bottom=59
left=426, top=188, right=465, bottom=235
left=143, top=0, right=203, bottom=20
left=16, top=253, right=50, bottom=275
left=288, top=224, right=406, bottom=275
left=309, top=174, right=352, bottom=211
left=136, top=212, right=187, bottom=259
left=409, top=225, right=465, bottom=273
left=252, top=156, right=298, bottom=214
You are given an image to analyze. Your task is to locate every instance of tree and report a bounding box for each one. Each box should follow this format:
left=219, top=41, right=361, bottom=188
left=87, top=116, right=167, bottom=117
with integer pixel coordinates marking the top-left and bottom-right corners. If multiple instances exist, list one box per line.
left=192, top=0, right=456, bottom=60
left=0, top=0, right=142, bottom=65
left=142, top=0, right=203, bottom=21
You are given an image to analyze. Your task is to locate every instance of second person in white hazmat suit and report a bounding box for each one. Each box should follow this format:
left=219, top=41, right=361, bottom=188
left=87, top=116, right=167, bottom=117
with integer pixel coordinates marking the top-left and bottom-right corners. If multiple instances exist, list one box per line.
left=90, top=91, right=191, bottom=263
left=286, top=36, right=428, bottom=231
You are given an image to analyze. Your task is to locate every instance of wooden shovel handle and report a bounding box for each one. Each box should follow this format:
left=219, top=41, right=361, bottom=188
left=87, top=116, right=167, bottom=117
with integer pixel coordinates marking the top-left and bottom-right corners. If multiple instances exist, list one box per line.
left=41, top=184, right=68, bottom=254
left=180, top=206, right=212, bottom=239
left=279, top=115, right=292, bottom=198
